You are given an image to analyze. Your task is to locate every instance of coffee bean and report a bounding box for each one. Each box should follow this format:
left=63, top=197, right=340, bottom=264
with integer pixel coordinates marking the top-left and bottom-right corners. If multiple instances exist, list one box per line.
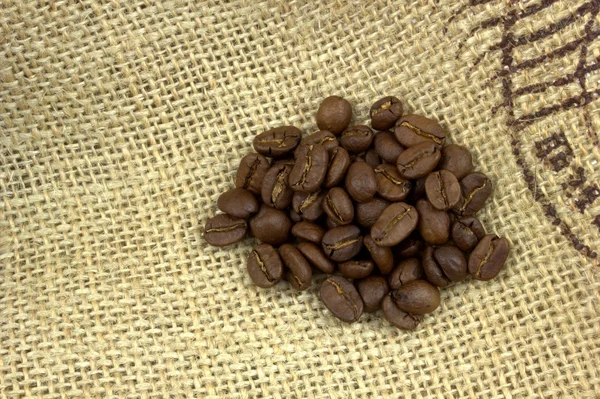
left=340, top=125, right=374, bottom=154
left=217, top=188, right=259, bottom=219
left=297, top=242, right=336, bottom=274
left=364, top=148, right=383, bottom=168
left=280, top=244, right=313, bottom=291
left=396, top=141, right=441, bottom=179
left=363, top=235, right=394, bottom=275
left=292, top=190, right=326, bottom=221
left=320, top=275, right=364, bottom=323
left=300, top=130, right=339, bottom=153
left=425, top=170, right=461, bottom=211
left=416, top=199, right=450, bottom=245
left=382, top=295, right=422, bottom=330
left=253, top=126, right=302, bottom=158
left=394, top=114, right=446, bottom=148
left=355, top=198, right=390, bottom=228
left=249, top=205, right=292, bottom=245
left=371, top=202, right=418, bottom=247
left=373, top=130, right=404, bottom=164
left=322, top=225, right=363, bottom=262
left=289, top=144, right=329, bottom=193
left=388, top=258, right=423, bottom=290
left=454, top=173, right=492, bottom=216
left=261, top=164, right=293, bottom=209
left=468, top=235, right=510, bottom=280
left=292, top=221, right=325, bottom=244
left=235, top=153, right=270, bottom=194
left=395, top=236, right=424, bottom=259
left=423, top=245, right=467, bottom=287
left=316, top=96, right=352, bottom=135
left=204, top=214, right=248, bottom=246
left=272, top=157, right=296, bottom=166
left=324, top=147, right=351, bottom=188
left=323, top=187, right=354, bottom=226
left=247, top=244, right=284, bottom=288
left=452, top=216, right=485, bottom=252
left=345, top=161, right=377, bottom=203
left=389, top=280, right=440, bottom=314
left=370, top=96, right=403, bottom=131
left=374, top=164, right=411, bottom=201
left=339, top=259, right=374, bottom=279
left=357, top=276, right=389, bottom=312
left=439, top=144, right=473, bottom=180
left=290, top=209, right=302, bottom=223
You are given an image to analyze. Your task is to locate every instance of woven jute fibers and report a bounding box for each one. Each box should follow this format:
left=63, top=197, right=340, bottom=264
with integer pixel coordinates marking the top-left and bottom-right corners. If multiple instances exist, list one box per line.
left=1, top=0, right=599, bottom=398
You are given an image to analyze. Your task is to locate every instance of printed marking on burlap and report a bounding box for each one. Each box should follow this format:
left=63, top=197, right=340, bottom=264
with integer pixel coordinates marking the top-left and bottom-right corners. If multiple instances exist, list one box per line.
left=453, top=0, right=600, bottom=259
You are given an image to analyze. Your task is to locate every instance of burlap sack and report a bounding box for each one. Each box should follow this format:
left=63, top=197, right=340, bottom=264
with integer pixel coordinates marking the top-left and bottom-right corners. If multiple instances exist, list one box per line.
left=1, top=0, right=599, bottom=397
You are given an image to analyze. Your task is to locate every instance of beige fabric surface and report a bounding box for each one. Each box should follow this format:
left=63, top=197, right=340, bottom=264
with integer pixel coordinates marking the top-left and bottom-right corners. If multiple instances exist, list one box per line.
left=1, top=0, right=600, bottom=398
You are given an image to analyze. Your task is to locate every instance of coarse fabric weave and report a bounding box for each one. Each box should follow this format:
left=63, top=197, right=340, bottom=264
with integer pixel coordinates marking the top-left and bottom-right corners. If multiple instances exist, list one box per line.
left=1, top=1, right=599, bottom=398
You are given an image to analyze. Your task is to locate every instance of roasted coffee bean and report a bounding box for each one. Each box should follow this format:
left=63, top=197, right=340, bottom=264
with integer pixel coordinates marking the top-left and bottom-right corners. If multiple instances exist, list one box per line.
left=389, top=280, right=440, bottom=314
left=388, top=258, right=423, bottom=290
left=416, top=199, right=450, bottom=245
left=364, top=148, right=383, bottom=168
left=289, top=144, right=329, bottom=193
left=297, top=241, right=336, bottom=274
left=407, top=177, right=427, bottom=203
left=323, top=187, right=354, bottom=226
left=272, top=157, right=296, bottom=166
left=373, top=130, right=404, bottom=164
left=371, top=202, right=418, bottom=247
left=339, top=259, right=374, bottom=279
left=345, top=161, right=377, bottom=203
left=261, top=164, right=293, bottom=209
left=292, top=190, right=326, bottom=221
left=217, top=188, right=259, bottom=219
left=204, top=214, right=248, bottom=246
left=425, top=170, right=461, bottom=211
left=357, top=276, right=389, bottom=312
left=249, top=205, right=292, bottom=246
left=247, top=244, right=284, bottom=288
left=322, top=225, right=363, bottom=262
left=374, top=164, right=411, bottom=201
left=253, top=126, right=302, bottom=158
left=439, top=144, right=473, bottom=180
left=235, top=153, right=270, bottom=194
left=355, top=198, right=390, bottom=228
left=394, top=114, right=446, bottom=148
left=300, top=130, right=339, bottom=153
left=395, top=236, right=424, bottom=259
left=324, top=147, right=351, bottom=188
left=454, top=173, right=492, bottom=216
left=316, top=96, right=352, bottom=135
left=292, top=221, right=325, bottom=244
left=290, top=209, right=302, bottom=223
left=370, top=96, right=403, bottom=131
left=396, top=141, right=441, bottom=180
left=382, top=295, right=422, bottom=330
left=423, top=245, right=467, bottom=287
left=340, top=125, right=374, bottom=154
left=280, top=244, right=313, bottom=291
left=363, top=235, right=394, bottom=275
left=468, top=235, right=510, bottom=280
left=320, top=275, right=364, bottom=323
left=452, top=216, right=485, bottom=252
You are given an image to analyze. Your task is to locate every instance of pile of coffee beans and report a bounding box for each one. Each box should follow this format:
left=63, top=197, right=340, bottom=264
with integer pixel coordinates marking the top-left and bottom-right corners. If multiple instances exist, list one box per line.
left=204, top=95, right=510, bottom=330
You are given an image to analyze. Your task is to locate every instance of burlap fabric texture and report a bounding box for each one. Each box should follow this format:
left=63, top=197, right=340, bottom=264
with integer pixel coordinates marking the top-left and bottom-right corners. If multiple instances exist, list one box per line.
left=1, top=0, right=599, bottom=398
